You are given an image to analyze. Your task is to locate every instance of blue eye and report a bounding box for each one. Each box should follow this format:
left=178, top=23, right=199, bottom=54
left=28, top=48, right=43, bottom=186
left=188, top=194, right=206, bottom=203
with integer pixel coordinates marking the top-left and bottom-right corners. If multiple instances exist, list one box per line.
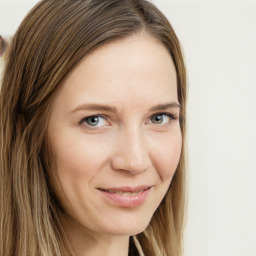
left=150, top=113, right=173, bottom=124
left=83, top=116, right=106, bottom=127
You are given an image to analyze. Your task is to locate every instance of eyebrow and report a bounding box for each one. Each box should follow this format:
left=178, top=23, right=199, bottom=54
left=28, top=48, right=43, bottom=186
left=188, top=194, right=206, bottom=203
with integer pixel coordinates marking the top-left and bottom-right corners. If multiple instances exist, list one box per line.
left=71, top=104, right=117, bottom=113
left=71, top=102, right=181, bottom=113
left=149, top=102, right=181, bottom=111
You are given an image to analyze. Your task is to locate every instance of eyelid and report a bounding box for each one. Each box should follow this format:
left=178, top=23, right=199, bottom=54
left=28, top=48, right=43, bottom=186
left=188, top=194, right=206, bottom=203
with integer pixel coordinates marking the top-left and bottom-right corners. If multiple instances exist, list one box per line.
left=78, top=111, right=179, bottom=129
left=147, top=112, right=178, bottom=123
left=79, top=114, right=109, bottom=128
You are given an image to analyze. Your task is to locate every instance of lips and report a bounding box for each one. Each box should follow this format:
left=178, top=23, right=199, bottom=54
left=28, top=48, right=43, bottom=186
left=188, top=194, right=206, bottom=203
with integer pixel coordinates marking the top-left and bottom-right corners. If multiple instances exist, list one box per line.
left=98, top=185, right=150, bottom=194
left=97, top=185, right=152, bottom=207
left=99, top=188, right=146, bottom=196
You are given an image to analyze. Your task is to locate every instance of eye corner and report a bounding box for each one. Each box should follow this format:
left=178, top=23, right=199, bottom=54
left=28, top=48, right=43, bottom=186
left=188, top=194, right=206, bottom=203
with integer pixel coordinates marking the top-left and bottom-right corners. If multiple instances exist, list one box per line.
left=148, top=112, right=179, bottom=125
left=79, top=115, right=109, bottom=128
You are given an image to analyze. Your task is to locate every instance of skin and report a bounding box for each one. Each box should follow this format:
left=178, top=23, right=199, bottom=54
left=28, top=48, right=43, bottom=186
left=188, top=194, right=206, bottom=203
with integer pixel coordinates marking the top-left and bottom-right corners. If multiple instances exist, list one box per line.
left=48, top=34, right=182, bottom=256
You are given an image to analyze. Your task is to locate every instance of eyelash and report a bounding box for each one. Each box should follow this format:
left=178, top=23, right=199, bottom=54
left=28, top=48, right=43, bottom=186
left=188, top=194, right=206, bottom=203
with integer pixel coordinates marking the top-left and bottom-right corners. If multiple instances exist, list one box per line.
left=152, top=112, right=179, bottom=124
left=79, top=115, right=107, bottom=128
left=151, top=112, right=177, bottom=123
left=79, top=112, right=178, bottom=128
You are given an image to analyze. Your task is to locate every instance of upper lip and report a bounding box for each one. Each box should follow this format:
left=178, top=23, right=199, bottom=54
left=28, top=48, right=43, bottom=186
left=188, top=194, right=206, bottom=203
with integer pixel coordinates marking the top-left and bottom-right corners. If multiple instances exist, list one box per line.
left=97, top=185, right=152, bottom=193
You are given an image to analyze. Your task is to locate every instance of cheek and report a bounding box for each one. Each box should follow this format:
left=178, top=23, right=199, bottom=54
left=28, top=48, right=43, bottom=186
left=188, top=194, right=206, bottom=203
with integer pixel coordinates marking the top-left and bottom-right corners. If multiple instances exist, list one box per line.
left=50, top=132, right=110, bottom=206
left=151, top=130, right=182, bottom=182
left=53, top=131, right=110, bottom=175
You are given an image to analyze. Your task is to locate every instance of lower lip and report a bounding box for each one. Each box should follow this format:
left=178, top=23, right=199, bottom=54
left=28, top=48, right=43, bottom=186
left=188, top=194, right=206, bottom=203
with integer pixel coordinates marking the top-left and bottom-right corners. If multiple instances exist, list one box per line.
left=98, top=188, right=151, bottom=208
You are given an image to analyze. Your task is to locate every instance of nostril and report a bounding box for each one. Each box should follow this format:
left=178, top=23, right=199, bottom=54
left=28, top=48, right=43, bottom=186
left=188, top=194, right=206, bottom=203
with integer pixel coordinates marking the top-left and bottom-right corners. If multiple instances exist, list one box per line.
left=111, top=154, right=151, bottom=174
left=130, top=161, right=147, bottom=172
left=110, top=131, right=151, bottom=174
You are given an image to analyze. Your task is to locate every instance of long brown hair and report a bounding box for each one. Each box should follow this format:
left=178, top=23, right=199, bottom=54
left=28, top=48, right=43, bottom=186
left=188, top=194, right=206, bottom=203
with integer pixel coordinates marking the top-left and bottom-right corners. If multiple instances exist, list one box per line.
left=0, top=0, right=187, bottom=255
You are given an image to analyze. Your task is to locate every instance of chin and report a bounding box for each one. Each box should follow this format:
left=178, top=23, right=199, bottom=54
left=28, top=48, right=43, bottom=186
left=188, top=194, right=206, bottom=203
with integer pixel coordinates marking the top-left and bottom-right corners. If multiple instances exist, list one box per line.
left=108, top=227, right=147, bottom=237
left=103, top=215, right=152, bottom=236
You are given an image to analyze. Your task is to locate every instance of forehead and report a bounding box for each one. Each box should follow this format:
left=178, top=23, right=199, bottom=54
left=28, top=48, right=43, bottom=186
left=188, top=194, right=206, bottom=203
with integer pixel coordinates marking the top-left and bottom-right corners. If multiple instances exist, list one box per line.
left=54, top=35, right=178, bottom=111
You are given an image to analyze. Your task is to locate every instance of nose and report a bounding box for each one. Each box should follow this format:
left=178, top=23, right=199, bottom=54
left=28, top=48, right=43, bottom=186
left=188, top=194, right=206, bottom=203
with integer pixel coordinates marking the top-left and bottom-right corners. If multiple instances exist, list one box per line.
left=110, top=128, right=152, bottom=174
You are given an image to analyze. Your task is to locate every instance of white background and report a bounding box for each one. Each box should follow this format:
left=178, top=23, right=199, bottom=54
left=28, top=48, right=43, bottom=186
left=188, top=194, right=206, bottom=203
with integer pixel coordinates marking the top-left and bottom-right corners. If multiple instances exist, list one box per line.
left=0, top=0, right=255, bottom=255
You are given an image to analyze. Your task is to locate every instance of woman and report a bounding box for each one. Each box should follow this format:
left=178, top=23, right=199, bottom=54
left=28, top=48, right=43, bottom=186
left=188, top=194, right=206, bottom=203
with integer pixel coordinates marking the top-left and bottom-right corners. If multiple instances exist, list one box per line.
left=0, top=0, right=187, bottom=255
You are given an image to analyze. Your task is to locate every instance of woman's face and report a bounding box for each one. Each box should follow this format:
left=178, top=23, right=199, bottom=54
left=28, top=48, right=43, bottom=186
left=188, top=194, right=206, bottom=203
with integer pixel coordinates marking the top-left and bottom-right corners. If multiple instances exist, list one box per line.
left=48, top=35, right=182, bottom=236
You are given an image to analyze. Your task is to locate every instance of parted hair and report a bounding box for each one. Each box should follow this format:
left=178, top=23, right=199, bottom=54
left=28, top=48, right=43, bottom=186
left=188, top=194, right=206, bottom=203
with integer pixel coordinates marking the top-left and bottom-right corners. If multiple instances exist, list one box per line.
left=0, top=0, right=187, bottom=255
